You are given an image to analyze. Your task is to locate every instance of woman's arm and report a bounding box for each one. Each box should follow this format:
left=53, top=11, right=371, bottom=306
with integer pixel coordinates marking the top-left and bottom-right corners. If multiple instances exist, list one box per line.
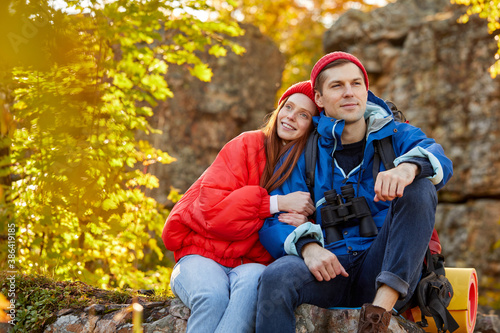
left=258, top=153, right=321, bottom=258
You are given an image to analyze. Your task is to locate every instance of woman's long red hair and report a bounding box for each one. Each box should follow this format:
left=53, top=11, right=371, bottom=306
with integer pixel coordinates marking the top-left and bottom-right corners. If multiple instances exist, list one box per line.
left=259, top=98, right=315, bottom=193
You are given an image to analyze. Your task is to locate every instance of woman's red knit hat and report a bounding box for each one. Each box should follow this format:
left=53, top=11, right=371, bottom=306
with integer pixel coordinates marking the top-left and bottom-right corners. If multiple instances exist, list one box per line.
left=278, top=80, right=316, bottom=107
left=310, top=52, right=369, bottom=90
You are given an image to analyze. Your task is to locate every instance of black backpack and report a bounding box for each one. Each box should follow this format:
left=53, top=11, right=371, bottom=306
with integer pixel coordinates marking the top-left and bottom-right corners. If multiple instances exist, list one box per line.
left=304, top=101, right=459, bottom=333
left=412, top=248, right=459, bottom=333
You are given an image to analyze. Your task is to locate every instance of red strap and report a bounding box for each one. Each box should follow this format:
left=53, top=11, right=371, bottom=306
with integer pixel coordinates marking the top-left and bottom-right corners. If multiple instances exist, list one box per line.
left=429, top=229, right=442, bottom=255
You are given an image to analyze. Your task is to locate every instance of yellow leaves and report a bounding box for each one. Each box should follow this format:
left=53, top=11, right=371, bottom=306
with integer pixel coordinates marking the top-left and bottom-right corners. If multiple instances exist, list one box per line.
left=149, top=238, right=163, bottom=260
left=140, top=74, right=171, bottom=100
left=490, top=36, right=500, bottom=77
left=148, top=58, right=168, bottom=74
left=113, top=72, right=134, bottom=89
left=167, top=186, right=183, bottom=204
left=489, top=59, right=500, bottom=78
left=136, top=140, right=177, bottom=165
left=451, top=0, right=500, bottom=77
left=189, top=62, right=213, bottom=82
left=209, top=44, right=228, bottom=57
left=222, top=23, right=245, bottom=37
left=0, top=103, right=15, bottom=137
left=109, top=158, right=125, bottom=167
left=161, top=2, right=245, bottom=82
left=0, top=293, right=12, bottom=323
left=102, top=198, right=118, bottom=211
left=1, top=0, right=248, bottom=294
left=230, top=43, right=246, bottom=56
left=451, top=0, right=500, bottom=34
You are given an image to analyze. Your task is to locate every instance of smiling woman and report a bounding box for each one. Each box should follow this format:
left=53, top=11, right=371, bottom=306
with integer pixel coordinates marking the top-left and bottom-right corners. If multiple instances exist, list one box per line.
left=162, top=81, right=318, bottom=333
left=277, top=93, right=317, bottom=143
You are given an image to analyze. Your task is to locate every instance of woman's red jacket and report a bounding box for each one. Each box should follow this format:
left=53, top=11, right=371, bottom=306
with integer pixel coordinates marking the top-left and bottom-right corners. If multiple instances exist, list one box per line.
left=162, top=131, right=274, bottom=267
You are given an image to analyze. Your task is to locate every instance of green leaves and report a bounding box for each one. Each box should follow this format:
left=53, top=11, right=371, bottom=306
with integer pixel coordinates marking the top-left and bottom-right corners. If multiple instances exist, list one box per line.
left=209, top=44, right=228, bottom=57
left=190, top=63, right=213, bottom=82
left=0, top=0, right=245, bottom=294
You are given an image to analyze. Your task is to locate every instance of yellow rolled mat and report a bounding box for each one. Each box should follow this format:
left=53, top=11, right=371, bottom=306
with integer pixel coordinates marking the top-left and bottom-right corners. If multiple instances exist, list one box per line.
left=407, top=268, right=478, bottom=333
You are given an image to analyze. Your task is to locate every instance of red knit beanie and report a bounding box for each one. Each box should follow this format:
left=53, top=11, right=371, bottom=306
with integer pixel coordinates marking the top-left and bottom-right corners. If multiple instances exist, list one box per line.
left=278, top=80, right=316, bottom=107
left=310, top=52, right=369, bottom=91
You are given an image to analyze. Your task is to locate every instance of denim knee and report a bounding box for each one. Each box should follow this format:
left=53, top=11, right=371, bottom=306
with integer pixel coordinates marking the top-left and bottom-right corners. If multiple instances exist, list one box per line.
left=191, top=288, right=230, bottom=311
left=400, top=178, right=437, bottom=207
left=231, top=263, right=265, bottom=287
left=259, top=256, right=308, bottom=291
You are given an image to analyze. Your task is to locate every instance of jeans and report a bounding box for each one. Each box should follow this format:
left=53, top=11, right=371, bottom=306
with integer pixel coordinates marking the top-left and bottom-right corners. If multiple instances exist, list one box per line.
left=170, top=254, right=265, bottom=333
left=255, top=178, right=437, bottom=333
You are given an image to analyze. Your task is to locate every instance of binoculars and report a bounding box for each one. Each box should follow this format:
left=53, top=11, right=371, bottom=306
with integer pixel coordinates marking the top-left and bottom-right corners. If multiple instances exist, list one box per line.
left=320, top=184, right=378, bottom=244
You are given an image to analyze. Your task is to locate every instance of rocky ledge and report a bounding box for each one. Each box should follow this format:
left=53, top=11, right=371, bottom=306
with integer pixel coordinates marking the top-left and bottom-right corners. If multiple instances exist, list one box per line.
left=1, top=296, right=498, bottom=332
left=40, top=297, right=424, bottom=333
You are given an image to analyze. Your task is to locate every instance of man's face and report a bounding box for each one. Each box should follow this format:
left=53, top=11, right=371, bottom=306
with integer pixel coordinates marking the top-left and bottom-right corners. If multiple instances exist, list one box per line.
left=314, top=62, right=368, bottom=126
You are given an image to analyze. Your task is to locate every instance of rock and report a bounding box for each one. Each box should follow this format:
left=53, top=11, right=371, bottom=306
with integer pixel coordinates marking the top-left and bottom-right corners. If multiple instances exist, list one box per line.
left=295, top=305, right=425, bottom=333
left=0, top=323, right=12, bottom=333
left=44, top=299, right=431, bottom=333
left=436, top=201, right=500, bottom=283
left=475, top=312, right=500, bottom=333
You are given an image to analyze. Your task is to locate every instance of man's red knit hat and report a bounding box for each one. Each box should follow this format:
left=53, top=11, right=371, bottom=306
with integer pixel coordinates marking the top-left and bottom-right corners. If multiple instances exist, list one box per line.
left=278, top=80, right=316, bottom=107
left=310, top=52, right=369, bottom=91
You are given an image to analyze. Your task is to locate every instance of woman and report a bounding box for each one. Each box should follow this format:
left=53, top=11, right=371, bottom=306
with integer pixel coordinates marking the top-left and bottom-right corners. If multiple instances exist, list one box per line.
left=162, top=81, right=319, bottom=333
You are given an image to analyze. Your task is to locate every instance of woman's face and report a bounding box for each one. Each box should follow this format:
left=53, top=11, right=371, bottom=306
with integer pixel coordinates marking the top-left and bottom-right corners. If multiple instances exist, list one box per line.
left=277, top=93, right=317, bottom=143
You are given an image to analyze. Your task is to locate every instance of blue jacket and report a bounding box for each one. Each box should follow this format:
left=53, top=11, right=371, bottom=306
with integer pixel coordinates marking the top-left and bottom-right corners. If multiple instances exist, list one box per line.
left=259, top=91, right=453, bottom=259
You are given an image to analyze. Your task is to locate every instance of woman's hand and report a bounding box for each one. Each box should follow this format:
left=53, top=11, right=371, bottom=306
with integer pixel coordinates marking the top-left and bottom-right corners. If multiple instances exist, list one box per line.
left=277, top=191, right=315, bottom=216
left=278, top=213, right=308, bottom=227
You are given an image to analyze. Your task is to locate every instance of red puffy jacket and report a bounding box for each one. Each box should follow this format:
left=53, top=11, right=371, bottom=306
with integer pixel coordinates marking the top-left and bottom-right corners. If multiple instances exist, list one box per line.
left=162, top=131, right=274, bottom=267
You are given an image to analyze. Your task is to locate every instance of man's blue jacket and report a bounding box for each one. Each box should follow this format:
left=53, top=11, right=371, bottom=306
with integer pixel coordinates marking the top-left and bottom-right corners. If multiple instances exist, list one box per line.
left=259, top=91, right=453, bottom=259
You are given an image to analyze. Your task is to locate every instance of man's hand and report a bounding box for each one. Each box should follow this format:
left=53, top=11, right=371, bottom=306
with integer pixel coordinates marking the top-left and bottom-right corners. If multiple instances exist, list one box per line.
left=301, top=243, right=348, bottom=281
left=277, top=191, right=315, bottom=216
left=278, top=213, right=308, bottom=227
left=374, top=163, right=419, bottom=202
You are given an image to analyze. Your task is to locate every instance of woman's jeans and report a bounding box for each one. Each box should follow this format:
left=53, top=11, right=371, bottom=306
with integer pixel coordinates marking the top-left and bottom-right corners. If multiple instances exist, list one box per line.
left=170, top=254, right=265, bottom=333
left=255, top=178, right=438, bottom=333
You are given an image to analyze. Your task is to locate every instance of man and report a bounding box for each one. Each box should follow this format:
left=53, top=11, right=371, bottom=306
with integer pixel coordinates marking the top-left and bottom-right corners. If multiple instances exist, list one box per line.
left=256, top=52, right=453, bottom=333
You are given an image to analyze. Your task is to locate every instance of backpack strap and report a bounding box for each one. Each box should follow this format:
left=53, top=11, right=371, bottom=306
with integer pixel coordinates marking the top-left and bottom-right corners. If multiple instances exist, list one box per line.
left=372, top=100, right=404, bottom=180
left=372, top=136, right=396, bottom=181
left=428, top=295, right=460, bottom=333
left=415, top=248, right=460, bottom=333
left=305, top=129, right=320, bottom=203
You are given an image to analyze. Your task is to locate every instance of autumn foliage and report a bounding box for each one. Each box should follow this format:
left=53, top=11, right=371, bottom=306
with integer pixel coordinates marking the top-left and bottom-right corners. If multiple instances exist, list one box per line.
left=0, top=0, right=244, bottom=290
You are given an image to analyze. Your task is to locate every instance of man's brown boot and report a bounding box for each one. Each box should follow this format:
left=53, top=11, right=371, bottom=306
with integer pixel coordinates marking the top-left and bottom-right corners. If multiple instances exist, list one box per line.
left=357, top=303, right=391, bottom=333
